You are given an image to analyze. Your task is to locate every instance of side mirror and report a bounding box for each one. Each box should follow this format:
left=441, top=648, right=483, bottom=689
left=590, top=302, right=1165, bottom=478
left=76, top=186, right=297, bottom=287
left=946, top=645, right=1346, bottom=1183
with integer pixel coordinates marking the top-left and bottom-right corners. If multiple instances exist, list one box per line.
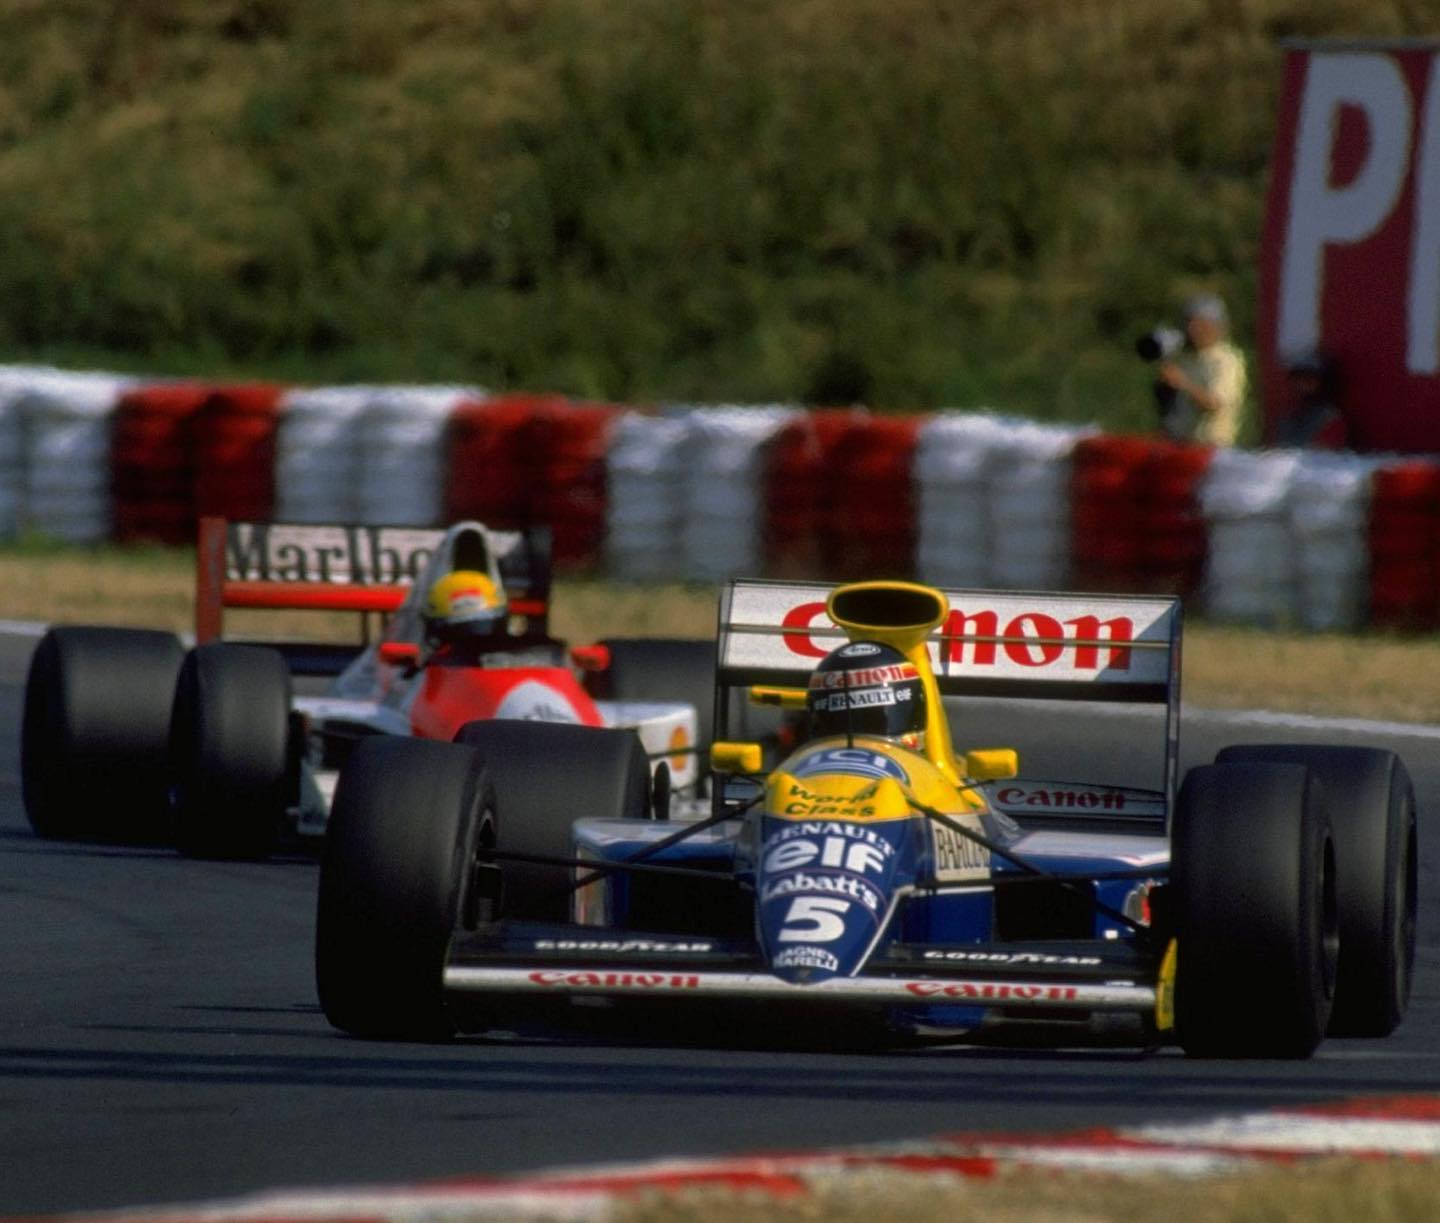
left=569, top=644, right=612, bottom=673
left=710, top=741, right=764, bottom=774
left=378, top=641, right=421, bottom=674
left=964, top=748, right=1019, bottom=781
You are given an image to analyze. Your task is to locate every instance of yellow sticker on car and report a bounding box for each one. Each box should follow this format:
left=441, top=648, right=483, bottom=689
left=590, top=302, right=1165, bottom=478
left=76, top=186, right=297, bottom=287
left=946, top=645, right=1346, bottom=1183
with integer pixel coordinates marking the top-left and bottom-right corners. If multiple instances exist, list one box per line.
left=1155, top=938, right=1177, bottom=1032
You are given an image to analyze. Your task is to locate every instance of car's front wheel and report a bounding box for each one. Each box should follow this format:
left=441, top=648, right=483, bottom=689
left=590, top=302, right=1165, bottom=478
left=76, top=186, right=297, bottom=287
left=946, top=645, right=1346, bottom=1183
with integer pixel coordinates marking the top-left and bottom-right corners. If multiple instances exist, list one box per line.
left=1171, top=760, right=1338, bottom=1058
left=315, top=736, right=494, bottom=1040
left=453, top=720, right=650, bottom=921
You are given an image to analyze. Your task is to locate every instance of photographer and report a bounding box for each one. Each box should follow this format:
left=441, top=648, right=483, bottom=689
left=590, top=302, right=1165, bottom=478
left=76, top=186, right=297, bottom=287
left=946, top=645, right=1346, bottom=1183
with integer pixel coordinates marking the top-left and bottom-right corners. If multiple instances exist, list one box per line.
left=1143, top=295, right=1248, bottom=446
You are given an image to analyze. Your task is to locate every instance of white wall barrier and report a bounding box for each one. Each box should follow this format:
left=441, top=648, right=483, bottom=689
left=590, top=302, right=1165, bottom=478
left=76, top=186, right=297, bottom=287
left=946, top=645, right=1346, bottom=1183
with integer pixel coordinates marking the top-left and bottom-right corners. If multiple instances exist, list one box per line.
left=274, top=385, right=477, bottom=526
left=1198, top=449, right=1301, bottom=624
left=605, top=412, right=692, bottom=582
left=1288, top=452, right=1380, bottom=631
left=915, top=414, right=1093, bottom=591
left=357, top=387, right=477, bottom=527
left=16, top=370, right=134, bottom=543
left=0, top=362, right=1420, bottom=635
left=272, top=387, right=370, bottom=525
left=0, top=366, right=57, bottom=539
left=671, top=405, right=798, bottom=583
left=914, top=413, right=1011, bottom=587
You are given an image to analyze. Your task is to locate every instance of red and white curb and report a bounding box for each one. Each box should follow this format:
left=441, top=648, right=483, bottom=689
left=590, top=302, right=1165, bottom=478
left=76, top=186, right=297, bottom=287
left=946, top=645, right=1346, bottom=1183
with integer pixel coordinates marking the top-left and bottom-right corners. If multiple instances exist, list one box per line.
left=16, top=1095, right=1440, bottom=1223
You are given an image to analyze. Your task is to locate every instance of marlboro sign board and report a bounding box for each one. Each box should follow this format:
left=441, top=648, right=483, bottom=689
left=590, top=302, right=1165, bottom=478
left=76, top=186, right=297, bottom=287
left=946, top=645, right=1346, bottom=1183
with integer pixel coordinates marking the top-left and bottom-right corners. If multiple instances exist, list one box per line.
left=1259, top=41, right=1440, bottom=452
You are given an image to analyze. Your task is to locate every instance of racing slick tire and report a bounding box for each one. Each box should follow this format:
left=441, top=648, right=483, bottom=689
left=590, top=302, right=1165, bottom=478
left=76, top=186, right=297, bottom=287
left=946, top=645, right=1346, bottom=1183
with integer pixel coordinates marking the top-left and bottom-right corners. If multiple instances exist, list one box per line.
left=587, top=637, right=786, bottom=774
left=1215, top=744, right=1417, bottom=1037
left=21, top=626, right=184, bottom=841
left=1171, top=761, right=1338, bottom=1058
left=316, top=736, right=494, bottom=1040
left=453, top=720, right=649, bottom=920
left=169, top=643, right=292, bottom=859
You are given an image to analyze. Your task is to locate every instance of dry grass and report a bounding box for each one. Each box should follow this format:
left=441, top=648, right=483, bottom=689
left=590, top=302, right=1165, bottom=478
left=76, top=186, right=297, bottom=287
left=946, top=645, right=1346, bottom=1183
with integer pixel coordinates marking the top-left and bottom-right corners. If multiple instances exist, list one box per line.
left=615, top=1159, right=1440, bottom=1223
left=5, top=544, right=1439, bottom=722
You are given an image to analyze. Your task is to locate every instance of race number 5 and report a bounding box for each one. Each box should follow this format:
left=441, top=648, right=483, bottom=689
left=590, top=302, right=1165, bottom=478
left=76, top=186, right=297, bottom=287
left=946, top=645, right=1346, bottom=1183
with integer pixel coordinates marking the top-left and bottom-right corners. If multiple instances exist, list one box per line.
left=777, top=896, right=850, bottom=943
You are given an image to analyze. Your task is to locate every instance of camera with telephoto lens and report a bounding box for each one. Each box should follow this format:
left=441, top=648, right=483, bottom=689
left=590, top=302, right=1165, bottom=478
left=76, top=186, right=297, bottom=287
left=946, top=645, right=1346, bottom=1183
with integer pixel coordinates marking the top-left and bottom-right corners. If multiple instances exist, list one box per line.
left=1135, top=326, right=1185, bottom=361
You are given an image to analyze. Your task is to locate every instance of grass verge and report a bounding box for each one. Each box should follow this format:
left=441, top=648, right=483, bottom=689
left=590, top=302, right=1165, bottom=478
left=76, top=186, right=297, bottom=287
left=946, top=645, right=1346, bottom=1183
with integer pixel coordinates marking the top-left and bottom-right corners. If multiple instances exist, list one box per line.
left=1, top=1, right=1434, bottom=424
left=4, top=542, right=1438, bottom=723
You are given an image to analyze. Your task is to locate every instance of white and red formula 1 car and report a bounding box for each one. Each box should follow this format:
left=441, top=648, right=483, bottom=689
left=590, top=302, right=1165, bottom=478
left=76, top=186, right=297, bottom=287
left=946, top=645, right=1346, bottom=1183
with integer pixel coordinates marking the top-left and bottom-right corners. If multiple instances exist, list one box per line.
left=21, top=519, right=716, bottom=858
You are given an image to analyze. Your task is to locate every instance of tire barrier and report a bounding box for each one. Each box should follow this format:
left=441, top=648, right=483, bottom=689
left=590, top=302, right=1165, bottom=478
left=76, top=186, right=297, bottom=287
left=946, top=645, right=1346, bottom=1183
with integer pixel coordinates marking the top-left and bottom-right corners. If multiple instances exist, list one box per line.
left=915, top=415, right=1091, bottom=591
left=1198, top=449, right=1302, bottom=625
left=831, top=414, right=923, bottom=579
left=1368, top=459, right=1440, bottom=630
left=358, top=387, right=475, bottom=527
left=0, top=362, right=1433, bottom=634
left=445, top=395, right=560, bottom=530
left=763, top=409, right=863, bottom=578
left=1289, top=452, right=1379, bottom=632
left=531, top=402, right=620, bottom=568
left=193, top=385, right=286, bottom=524
left=605, top=412, right=692, bottom=582
left=1071, top=436, right=1212, bottom=598
left=112, top=384, right=211, bottom=544
left=446, top=395, right=618, bottom=569
left=988, top=422, right=1093, bottom=590
left=0, top=367, right=52, bottom=539
left=763, top=410, right=922, bottom=580
left=15, top=371, right=135, bottom=543
left=273, top=386, right=373, bottom=525
left=675, top=405, right=798, bottom=583
left=914, top=413, right=1013, bottom=587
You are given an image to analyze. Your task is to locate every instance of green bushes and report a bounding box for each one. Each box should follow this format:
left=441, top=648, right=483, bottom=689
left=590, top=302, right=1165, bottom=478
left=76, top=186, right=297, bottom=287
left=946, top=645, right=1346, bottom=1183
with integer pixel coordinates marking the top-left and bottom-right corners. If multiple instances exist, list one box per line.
left=0, top=0, right=1429, bottom=428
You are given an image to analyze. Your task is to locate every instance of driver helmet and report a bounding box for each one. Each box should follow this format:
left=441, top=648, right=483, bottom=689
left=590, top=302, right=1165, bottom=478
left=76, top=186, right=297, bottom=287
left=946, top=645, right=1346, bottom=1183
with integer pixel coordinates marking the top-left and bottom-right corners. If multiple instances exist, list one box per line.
left=806, top=640, right=926, bottom=751
left=423, top=569, right=508, bottom=646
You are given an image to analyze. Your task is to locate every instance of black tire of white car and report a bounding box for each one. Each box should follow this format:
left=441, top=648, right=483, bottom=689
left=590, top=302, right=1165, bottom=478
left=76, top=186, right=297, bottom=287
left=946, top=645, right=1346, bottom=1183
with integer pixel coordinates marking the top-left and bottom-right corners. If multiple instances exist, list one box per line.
left=316, top=736, right=493, bottom=1040
left=589, top=638, right=716, bottom=749
left=169, top=643, right=292, bottom=859
left=1215, top=744, right=1418, bottom=1037
left=453, top=720, right=650, bottom=920
left=21, top=626, right=184, bottom=841
left=1171, top=761, right=1338, bottom=1058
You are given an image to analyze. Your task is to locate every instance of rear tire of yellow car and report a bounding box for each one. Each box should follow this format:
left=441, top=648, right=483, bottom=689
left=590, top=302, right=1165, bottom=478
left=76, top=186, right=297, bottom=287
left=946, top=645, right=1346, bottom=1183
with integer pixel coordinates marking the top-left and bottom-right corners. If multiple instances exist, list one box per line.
left=169, top=643, right=292, bottom=859
left=20, top=626, right=183, bottom=841
left=1171, top=761, right=1337, bottom=1058
left=316, top=736, right=493, bottom=1041
left=1215, top=744, right=1417, bottom=1038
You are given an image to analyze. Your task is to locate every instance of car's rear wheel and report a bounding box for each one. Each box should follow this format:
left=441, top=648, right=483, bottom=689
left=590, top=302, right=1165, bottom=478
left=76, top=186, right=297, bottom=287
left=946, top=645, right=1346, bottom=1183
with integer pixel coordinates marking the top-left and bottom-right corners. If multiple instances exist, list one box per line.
left=453, top=720, right=650, bottom=920
left=587, top=633, right=717, bottom=737
left=21, top=626, right=184, bottom=841
left=169, top=643, right=292, bottom=859
left=1171, top=760, right=1337, bottom=1058
left=1215, top=744, right=1417, bottom=1037
left=588, top=637, right=716, bottom=750
left=316, top=736, right=493, bottom=1040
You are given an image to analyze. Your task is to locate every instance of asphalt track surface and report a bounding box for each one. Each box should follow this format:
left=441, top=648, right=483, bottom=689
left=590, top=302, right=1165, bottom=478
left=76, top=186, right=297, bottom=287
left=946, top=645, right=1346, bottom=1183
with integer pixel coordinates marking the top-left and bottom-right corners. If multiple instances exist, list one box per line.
left=2, top=627, right=1439, bottom=1216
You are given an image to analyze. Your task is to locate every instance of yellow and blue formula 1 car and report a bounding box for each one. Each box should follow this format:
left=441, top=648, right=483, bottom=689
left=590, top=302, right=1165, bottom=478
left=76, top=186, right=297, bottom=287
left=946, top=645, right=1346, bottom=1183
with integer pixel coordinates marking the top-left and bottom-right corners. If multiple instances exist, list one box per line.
left=315, top=579, right=1417, bottom=1056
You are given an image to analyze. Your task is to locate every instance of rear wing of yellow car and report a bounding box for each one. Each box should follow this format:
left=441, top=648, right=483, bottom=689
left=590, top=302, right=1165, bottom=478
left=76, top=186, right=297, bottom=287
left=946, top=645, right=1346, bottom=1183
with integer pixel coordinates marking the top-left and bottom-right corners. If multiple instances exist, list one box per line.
left=714, top=578, right=1183, bottom=801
